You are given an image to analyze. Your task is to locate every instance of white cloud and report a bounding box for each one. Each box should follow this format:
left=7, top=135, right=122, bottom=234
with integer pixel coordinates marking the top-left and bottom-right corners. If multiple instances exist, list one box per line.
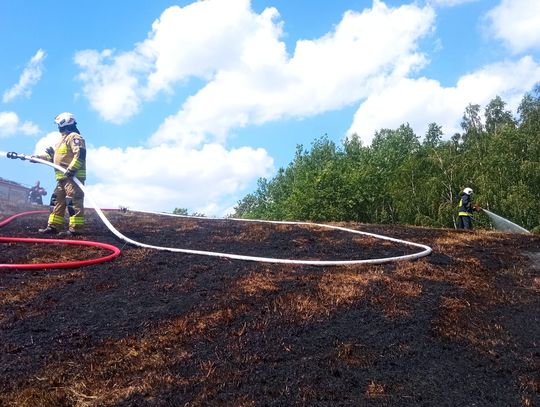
left=34, top=131, right=61, bottom=154
left=149, top=0, right=435, bottom=144
left=347, top=56, right=540, bottom=143
left=30, top=129, right=273, bottom=215
left=141, top=0, right=272, bottom=98
left=75, top=0, right=435, bottom=138
left=486, top=0, right=540, bottom=54
left=84, top=143, right=274, bottom=215
left=0, top=111, right=40, bottom=138
left=75, top=0, right=276, bottom=124
left=74, top=49, right=148, bottom=124
left=3, top=49, right=46, bottom=103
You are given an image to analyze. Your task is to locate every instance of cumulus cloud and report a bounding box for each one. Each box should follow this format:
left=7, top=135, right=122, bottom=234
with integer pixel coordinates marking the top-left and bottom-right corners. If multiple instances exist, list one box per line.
left=74, top=49, right=148, bottom=124
left=149, top=0, right=435, bottom=144
left=347, top=56, right=540, bottom=143
left=141, top=0, right=270, bottom=98
left=0, top=111, right=40, bottom=138
left=84, top=143, right=274, bottom=214
left=75, top=0, right=435, bottom=137
left=486, top=0, right=540, bottom=54
left=74, top=0, right=276, bottom=124
left=3, top=49, right=46, bottom=103
left=30, top=129, right=273, bottom=215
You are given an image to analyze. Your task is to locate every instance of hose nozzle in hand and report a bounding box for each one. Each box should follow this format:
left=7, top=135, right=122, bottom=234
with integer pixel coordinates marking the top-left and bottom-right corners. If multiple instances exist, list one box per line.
left=7, top=152, right=25, bottom=160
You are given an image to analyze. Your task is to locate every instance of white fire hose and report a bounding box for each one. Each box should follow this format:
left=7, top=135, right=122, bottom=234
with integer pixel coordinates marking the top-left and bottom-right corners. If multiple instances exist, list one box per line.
left=3, top=151, right=432, bottom=266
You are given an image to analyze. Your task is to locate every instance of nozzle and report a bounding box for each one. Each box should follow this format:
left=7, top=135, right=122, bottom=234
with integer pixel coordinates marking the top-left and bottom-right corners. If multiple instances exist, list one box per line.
left=6, top=152, right=26, bottom=160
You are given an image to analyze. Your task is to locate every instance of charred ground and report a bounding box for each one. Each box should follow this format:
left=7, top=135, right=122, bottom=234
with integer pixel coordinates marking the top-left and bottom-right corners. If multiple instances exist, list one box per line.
left=1, top=208, right=539, bottom=406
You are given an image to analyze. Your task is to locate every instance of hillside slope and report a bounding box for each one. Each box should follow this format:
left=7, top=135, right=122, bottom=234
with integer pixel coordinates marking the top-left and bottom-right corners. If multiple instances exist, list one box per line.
left=1, top=210, right=539, bottom=406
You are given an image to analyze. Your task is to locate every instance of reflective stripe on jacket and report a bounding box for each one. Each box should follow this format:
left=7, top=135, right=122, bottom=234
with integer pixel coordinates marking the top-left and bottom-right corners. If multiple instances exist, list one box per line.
left=53, top=132, right=86, bottom=181
left=458, top=193, right=473, bottom=217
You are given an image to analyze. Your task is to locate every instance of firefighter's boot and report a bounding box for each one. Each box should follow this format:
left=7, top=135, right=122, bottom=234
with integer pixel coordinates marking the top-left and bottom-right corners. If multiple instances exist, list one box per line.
left=38, top=225, right=58, bottom=234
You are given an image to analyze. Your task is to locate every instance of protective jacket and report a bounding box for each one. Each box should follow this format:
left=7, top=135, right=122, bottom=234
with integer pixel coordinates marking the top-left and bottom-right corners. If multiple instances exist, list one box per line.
left=41, top=132, right=86, bottom=181
left=458, top=192, right=473, bottom=217
left=39, top=131, right=86, bottom=232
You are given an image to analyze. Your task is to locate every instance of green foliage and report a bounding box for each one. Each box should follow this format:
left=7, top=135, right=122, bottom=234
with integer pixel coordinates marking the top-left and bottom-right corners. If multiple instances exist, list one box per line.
left=233, top=90, right=540, bottom=231
left=424, top=122, right=443, bottom=147
left=172, top=207, right=206, bottom=217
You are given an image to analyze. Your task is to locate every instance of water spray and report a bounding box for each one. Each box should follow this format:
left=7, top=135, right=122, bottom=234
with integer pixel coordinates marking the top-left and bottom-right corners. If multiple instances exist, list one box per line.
left=482, top=209, right=530, bottom=234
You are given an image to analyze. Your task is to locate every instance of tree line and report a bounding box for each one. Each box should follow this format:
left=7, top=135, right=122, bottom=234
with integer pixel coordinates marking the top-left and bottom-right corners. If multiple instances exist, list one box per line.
left=232, top=86, right=540, bottom=232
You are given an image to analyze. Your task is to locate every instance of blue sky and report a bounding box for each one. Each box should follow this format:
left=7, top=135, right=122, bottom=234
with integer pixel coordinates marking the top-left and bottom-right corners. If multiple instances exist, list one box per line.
left=1, top=0, right=539, bottom=215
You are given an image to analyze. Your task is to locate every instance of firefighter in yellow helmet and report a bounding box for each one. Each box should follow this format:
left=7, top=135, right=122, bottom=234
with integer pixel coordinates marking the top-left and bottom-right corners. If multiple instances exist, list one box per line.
left=35, top=112, right=86, bottom=236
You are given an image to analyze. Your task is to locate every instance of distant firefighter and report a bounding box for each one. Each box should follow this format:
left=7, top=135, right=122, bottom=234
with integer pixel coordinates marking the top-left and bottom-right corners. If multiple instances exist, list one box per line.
left=28, top=181, right=47, bottom=205
left=457, top=187, right=481, bottom=230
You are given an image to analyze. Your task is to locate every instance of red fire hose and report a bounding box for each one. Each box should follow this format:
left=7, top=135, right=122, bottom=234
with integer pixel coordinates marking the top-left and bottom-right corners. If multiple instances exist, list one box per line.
left=0, top=210, right=121, bottom=270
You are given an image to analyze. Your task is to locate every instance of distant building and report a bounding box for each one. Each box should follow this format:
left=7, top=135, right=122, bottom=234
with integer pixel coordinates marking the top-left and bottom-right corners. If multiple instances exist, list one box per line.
left=0, top=177, right=31, bottom=206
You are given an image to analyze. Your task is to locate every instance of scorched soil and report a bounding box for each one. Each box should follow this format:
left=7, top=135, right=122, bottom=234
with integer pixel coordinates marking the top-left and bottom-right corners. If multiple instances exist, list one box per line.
left=1, top=208, right=539, bottom=406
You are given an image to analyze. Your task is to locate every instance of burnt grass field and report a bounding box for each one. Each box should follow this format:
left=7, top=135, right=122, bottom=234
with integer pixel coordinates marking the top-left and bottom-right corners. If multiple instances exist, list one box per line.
left=1, top=206, right=539, bottom=407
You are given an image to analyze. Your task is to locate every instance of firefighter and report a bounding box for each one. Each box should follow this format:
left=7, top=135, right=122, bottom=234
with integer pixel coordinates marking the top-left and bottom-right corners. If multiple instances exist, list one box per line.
left=34, top=112, right=86, bottom=236
left=28, top=180, right=47, bottom=205
left=457, top=187, right=480, bottom=230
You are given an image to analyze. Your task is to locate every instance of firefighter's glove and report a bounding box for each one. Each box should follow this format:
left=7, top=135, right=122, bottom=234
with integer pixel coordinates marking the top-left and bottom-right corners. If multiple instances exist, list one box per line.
left=45, top=147, right=54, bottom=157
left=64, top=168, right=76, bottom=178
left=473, top=204, right=482, bottom=212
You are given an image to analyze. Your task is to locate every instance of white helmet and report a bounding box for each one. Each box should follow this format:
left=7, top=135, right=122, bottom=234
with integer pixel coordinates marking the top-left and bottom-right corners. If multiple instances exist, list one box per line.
left=54, top=112, right=76, bottom=128
left=463, top=187, right=473, bottom=195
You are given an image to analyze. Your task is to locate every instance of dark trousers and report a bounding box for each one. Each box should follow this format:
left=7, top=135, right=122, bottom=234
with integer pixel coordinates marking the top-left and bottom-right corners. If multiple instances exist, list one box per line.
left=458, top=215, right=472, bottom=230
